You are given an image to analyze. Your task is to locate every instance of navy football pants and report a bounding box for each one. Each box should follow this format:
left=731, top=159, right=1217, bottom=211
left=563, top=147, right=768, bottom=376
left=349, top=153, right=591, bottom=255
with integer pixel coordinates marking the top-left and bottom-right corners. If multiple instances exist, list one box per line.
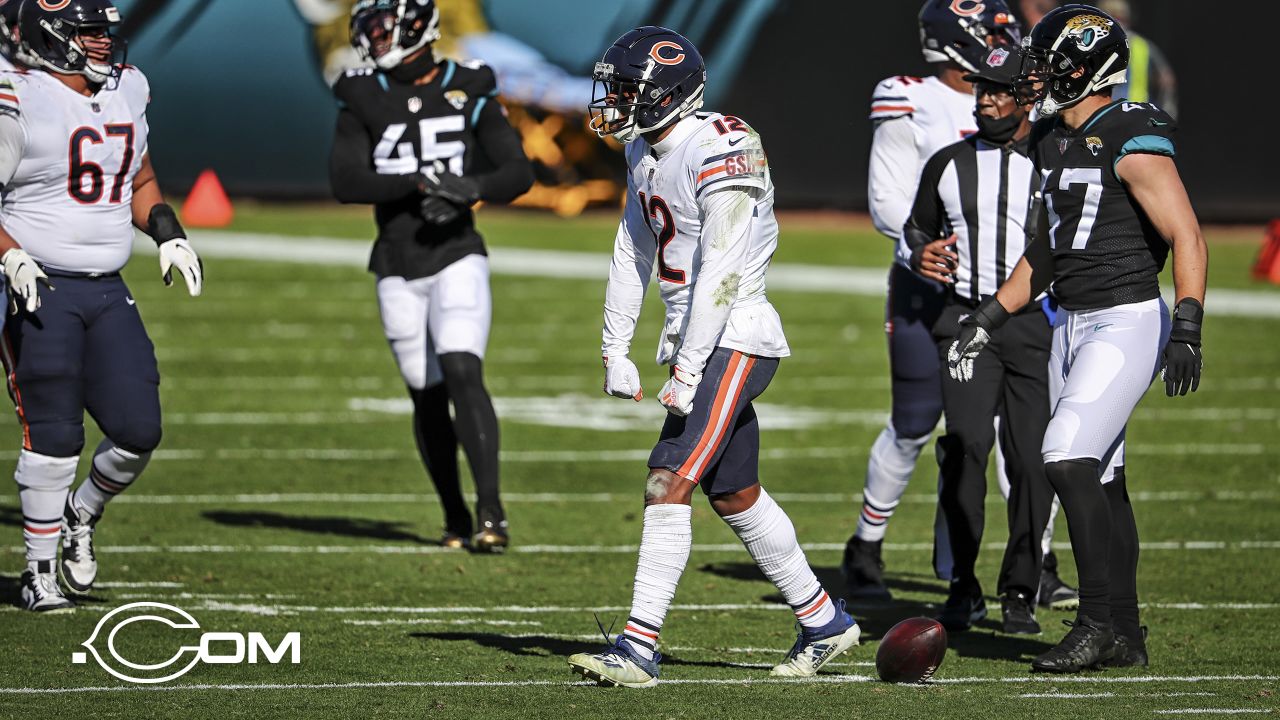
left=1, top=273, right=161, bottom=457
left=887, top=263, right=947, bottom=438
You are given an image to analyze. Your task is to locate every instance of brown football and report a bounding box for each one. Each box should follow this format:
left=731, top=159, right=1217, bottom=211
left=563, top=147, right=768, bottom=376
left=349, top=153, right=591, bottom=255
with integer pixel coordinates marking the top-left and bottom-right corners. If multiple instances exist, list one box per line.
left=875, top=617, right=947, bottom=683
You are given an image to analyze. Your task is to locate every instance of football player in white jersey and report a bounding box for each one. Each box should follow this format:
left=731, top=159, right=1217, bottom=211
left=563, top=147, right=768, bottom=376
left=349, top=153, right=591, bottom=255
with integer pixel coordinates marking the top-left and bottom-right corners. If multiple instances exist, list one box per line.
left=565, top=27, right=859, bottom=688
left=846, top=0, right=1082, bottom=608
left=0, top=0, right=202, bottom=611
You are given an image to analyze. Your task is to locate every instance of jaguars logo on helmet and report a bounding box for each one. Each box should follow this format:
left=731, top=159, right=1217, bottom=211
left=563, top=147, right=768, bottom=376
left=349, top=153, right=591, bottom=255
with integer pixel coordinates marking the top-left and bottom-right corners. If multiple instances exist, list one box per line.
left=1063, top=14, right=1113, bottom=51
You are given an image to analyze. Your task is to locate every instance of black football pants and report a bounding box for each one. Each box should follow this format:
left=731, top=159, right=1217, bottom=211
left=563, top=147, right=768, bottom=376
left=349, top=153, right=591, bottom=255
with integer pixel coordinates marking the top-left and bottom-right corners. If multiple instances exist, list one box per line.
left=934, top=300, right=1053, bottom=596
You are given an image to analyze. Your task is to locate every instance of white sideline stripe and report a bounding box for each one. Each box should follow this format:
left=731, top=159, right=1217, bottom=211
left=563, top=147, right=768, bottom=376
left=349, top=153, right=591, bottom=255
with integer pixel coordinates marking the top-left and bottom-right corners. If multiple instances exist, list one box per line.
left=0, top=442, right=1267, bottom=464
left=1154, top=711, right=1269, bottom=716
left=1019, top=692, right=1116, bottom=698
left=6, top=541, right=1279, bottom=557
left=4, top=674, right=1279, bottom=695
left=157, top=232, right=1280, bottom=319
left=0, top=488, right=1273, bottom=507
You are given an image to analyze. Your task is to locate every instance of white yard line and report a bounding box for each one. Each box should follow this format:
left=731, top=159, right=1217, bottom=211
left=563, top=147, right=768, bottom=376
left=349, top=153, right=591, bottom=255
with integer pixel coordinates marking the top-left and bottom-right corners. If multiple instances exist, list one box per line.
left=149, top=232, right=1280, bottom=320
left=1153, top=711, right=1270, bottom=716
left=4, top=674, right=1279, bottom=695
left=4, top=541, right=1279, bottom=558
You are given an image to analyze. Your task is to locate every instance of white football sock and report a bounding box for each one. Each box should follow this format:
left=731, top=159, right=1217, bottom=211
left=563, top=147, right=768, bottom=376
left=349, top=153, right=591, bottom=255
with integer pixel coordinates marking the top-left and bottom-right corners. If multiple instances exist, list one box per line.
left=72, top=440, right=150, bottom=518
left=623, top=503, right=692, bottom=660
left=855, top=425, right=930, bottom=541
left=15, top=451, right=77, bottom=562
left=723, top=489, right=836, bottom=629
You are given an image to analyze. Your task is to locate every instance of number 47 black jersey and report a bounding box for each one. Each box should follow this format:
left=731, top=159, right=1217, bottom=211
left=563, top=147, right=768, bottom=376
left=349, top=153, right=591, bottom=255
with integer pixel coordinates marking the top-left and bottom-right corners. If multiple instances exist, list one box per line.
left=330, top=60, right=533, bottom=280
left=1029, top=100, right=1177, bottom=311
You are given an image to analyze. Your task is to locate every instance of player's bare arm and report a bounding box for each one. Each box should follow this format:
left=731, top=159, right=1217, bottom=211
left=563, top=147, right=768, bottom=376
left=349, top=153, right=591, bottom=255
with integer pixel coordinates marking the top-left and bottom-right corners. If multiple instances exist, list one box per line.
left=1117, top=152, right=1208, bottom=395
left=1115, top=153, right=1207, bottom=305
left=132, top=154, right=203, bottom=296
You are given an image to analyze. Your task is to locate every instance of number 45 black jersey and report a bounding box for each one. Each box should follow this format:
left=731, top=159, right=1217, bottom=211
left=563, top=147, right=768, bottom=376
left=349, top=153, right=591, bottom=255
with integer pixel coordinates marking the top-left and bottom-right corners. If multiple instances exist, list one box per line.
left=1029, top=100, right=1177, bottom=311
left=330, top=60, right=533, bottom=280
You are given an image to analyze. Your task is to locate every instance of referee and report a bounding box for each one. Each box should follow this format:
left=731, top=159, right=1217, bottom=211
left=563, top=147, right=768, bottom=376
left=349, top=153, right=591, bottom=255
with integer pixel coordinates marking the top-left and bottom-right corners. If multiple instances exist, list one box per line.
left=904, top=45, right=1053, bottom=635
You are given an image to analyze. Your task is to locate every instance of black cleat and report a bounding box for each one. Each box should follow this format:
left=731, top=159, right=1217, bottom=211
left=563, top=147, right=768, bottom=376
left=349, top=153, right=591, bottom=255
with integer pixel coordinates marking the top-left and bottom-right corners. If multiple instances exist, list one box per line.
left=936, top=583, right=987, bottom=632
left=1031, top=615, right=1116, bottom=673
left=1038, top=554, right=1079, bottom=610
left=1103, top=626, right=1149, bottom=668
left=472, top=506, right=509, bottom=554
left=841, top=536, right=891, bottom=600
left=1001, top=589, right=1041, bottom=635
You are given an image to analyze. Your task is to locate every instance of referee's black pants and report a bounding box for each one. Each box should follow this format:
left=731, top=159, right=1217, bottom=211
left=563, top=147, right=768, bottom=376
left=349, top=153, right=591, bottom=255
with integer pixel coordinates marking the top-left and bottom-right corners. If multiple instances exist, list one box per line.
left=933, top=299, right=1053, bottom=597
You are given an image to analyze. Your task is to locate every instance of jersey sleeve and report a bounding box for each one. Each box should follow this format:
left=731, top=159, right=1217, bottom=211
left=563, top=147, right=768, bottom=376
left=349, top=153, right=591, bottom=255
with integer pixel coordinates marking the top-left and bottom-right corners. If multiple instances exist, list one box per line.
left=868, top=115, right=920, bottom=241
left=601, top=167, right=656, bottom=358
left=1109, top=103, right=1177, bottom=178
left=869, top=75, right=920, bottom=123
left=0, top=74, right=22, bottom=119
left=902, top=144, right=954, bottom=260
left=692, top=119, right=767, bottom=199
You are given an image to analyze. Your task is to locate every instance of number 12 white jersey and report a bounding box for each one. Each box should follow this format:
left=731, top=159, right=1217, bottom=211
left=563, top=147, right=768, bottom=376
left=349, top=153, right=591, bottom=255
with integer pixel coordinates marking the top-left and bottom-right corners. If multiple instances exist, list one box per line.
left=0, top=66, right=150, bottom=274
left=602, top=112, right=789, bottom=373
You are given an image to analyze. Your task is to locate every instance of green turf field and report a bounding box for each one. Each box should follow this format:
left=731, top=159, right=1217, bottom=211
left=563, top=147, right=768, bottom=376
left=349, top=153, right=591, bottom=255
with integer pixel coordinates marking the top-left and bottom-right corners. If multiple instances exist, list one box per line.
left=1, top=206, right=1277, bottom=718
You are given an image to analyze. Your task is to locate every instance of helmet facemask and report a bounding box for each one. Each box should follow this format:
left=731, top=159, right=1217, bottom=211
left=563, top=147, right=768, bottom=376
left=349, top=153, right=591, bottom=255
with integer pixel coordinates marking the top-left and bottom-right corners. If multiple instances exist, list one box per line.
left=36, top=17, right=125, bottom=84
left=589, top=61, right=704, bottom=144
left=351, top=1, right=439, bottom=70
left=1013, top=39, right=1126, bottom=117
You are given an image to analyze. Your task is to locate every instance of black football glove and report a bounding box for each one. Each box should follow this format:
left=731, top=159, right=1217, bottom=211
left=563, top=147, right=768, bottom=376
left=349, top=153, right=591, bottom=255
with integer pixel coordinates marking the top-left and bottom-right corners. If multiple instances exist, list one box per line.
left=947, top=296, right=1011, bottom=382
left=1162, top=297, right=1203, bottom=397
left=417, top=164, right=480, bottom=225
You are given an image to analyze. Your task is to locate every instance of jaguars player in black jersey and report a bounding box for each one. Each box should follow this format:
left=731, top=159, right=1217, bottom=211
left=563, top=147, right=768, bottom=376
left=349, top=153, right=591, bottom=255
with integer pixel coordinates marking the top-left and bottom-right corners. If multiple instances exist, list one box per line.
left=949, top=4, right=1207, bottom=673
left=329, top=0, right=533, bottom=553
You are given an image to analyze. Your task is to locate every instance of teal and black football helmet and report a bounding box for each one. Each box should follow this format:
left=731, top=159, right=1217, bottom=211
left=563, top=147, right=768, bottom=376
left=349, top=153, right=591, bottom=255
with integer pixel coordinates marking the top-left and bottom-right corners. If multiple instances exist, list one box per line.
left=1014, top=4, right=1129, bottom=116
left=350, top=0, right=440, bottom=71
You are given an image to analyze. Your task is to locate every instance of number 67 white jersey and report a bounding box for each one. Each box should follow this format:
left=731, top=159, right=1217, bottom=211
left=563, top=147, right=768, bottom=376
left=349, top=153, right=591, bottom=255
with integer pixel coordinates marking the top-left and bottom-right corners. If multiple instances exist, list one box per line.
left=602, top=112, right=790, bottom=368
left=0, top=66, right=150, bottom=275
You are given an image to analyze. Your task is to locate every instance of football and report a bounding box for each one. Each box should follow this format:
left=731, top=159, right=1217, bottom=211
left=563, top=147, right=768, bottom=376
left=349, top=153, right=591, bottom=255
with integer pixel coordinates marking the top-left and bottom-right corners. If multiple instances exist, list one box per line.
left=875, top=617, right=948, bottom=683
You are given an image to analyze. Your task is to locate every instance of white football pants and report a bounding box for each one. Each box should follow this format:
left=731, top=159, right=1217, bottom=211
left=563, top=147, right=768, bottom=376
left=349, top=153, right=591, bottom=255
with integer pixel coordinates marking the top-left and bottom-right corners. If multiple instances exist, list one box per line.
left=376, top=254, right=492, bottom=391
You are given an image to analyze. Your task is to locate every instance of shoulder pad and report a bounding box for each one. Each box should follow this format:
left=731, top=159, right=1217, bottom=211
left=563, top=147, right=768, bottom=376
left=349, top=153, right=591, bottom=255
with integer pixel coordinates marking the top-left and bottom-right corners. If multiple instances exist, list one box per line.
left=694, top=115, right=767, bottom=197
left=870, top=75, right=923, bottom=121
left=1108, top=101, right=1177, bottom=135
left=118, top=65, right=151, bottom=105
left=333, top=67, right=378, bottom=102
left=1105, top=102, right=1177, bottom=167
left=444, top=59, right=497, bottom=97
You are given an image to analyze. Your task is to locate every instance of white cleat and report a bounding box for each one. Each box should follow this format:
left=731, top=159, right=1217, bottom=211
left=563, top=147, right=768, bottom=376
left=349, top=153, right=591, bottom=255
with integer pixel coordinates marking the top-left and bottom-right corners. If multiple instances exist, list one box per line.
left=21, top=560, right=75, bottom=613
left=568, top=638, right=660, bottom=688
left=771, top=600, right=861, bottom=677
left=60, top=500, right=98, bottom=595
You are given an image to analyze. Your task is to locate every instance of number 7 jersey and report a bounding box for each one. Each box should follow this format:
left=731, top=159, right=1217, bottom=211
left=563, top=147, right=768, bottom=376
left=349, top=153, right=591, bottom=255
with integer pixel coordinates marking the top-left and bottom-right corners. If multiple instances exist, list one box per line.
left=1029, top=100, right=1177, bottom=311
left=0, top=67, right=150, bottom=274
left=603, top=112, right=790, bottom=366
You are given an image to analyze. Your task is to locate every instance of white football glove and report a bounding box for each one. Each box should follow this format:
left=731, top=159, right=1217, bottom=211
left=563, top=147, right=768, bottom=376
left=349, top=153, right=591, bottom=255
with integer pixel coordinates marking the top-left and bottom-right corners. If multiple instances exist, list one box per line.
left=1, top=248, right=53, bottom=314
left=947, top=324, right=992, bottom=383
left=658, top=365, right=701, bottom=417
left=603, top=355, right=643, bottom=401
left=158, top=238, right=203, bottom=297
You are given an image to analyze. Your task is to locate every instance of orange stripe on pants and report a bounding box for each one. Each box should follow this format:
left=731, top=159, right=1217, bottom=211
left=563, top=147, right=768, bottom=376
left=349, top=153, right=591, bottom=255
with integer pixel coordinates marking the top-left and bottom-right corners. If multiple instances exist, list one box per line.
left=677, top=352, right=756, bottom=481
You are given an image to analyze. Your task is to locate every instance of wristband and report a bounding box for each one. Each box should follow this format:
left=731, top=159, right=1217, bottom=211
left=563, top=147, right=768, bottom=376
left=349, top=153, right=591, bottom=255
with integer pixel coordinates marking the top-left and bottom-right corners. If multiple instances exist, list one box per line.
left=973, top=295, right=1012, bottom=332
left=147, top=204, right=186, bottom=246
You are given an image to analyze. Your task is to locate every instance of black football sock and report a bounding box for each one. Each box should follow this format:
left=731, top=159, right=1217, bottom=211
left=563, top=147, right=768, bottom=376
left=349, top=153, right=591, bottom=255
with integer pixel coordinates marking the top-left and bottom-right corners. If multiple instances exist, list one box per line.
left=410, top=384, right=470, bottom=535
left=1044, top=459, right=1112, bottom=625
left=1105, top=467, right=1141, bottom=639
left=439, top=352, right=503, bottom=518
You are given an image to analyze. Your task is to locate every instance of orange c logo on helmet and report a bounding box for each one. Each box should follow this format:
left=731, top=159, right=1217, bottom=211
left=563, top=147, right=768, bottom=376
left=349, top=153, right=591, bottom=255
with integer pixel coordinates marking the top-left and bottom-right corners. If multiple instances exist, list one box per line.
left=649, top=41, right=686, bottom=66
left=38, top=0, right=74, bottom=9
left=949, top=0, right=986, bottom=16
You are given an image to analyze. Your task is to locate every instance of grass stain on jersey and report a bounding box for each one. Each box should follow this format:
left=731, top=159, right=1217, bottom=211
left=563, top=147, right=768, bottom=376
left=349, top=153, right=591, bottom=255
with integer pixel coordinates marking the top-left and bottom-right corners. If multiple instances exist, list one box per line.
left=713, top=272, right=742, bottom=307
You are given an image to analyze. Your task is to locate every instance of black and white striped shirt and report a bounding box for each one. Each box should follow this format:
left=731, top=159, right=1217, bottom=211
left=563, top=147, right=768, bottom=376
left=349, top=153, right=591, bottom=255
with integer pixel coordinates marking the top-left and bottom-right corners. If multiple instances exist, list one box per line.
left=903, top=136, right=1036, bottom=304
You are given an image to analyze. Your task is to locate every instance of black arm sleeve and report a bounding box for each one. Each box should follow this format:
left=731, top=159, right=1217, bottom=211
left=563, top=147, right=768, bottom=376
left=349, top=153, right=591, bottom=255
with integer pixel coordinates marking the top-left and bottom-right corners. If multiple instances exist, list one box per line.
left=469, top=98, right=534, bottom=203
left=902, top=151, right=950, bottom=254
left=328, top=107, right=420, bottom=205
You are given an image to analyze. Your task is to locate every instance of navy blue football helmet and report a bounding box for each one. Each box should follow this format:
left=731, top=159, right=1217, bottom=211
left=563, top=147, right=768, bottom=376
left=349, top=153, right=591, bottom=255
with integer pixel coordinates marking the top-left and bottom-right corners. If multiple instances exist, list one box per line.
left=589, top=26, right=705, bottom=144
left=1014, top=4, right=1129, bottom=116
left=919, top=0, right=1022, bottom=73
left=350, top=0, right=440, bottom=71
left=19, top=0, right=125, bottom=83
left=0, top=0, right=24, bottom=63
